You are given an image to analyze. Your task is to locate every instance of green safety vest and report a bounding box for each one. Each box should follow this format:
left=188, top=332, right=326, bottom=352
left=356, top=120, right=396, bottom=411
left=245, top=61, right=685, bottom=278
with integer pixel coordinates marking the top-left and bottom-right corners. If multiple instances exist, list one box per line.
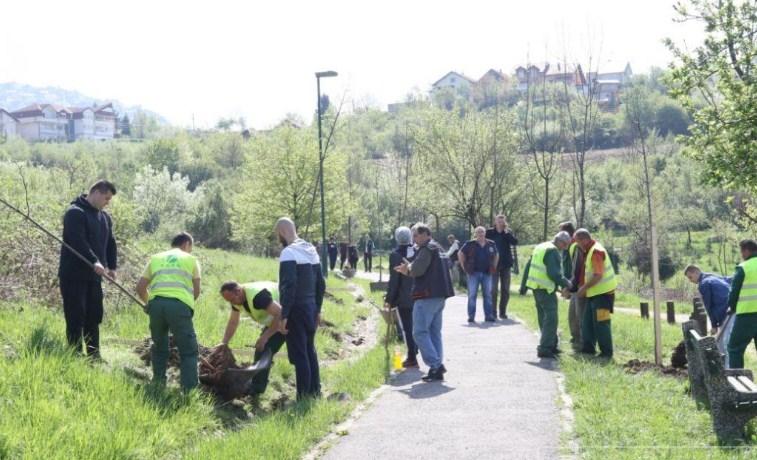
left=736, top=257, right=757, bottom=315
left=148, top=248, right=197, bottom=308
left=584, top=242, right=617, bottom=297
left=240, top=281, right=279, bottom=326
left=526, top=241, right=557, bottom=291
left=569, top=242, right=577, bottom=260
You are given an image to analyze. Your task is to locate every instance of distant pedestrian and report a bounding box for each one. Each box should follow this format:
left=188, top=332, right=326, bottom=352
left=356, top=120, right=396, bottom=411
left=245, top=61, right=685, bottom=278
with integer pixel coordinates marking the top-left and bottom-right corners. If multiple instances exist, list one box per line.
left=136, top=232, right=201, bottom=392
left=328, top=237, right=338, bottom=271
left=519, top=231, right=573, bottom=358
left=59, top=179, right=118, bottom=359
left=275, top=217, right=325, bottom=400
left=574, top=229, right=617, bottom=359
left=726, top=239, right=757, bottom=370
left=394, top=223, right=454, bottom=382
left=339, top=242, right=348, bottom=269
left=385, top=226, right=418, bottom=368
left=459, top=226, right=498, bottom=323
left=348, top=243, right=359, bottom=270
left=363, top=234, right=375, bottom=272
left=486, top=215, right=518, bottom=319
left=559, top=221, right=585, bottom=351
left=445, top=234, right=464, bottom=288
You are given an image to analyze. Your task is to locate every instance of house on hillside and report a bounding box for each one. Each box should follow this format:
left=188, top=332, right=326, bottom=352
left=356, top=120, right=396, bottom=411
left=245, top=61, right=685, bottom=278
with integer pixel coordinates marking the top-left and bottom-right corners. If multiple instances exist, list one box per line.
left=431, top=71, right=475, bottom=93
left=514, top=63, right=586, bottom=91
left=10, top=102, right=116, bottom=142
left=478, top=68, right=508, bottom=85
left=587, top=63, right=633, bottom=111
left=0, top=109, right=18, bottom=138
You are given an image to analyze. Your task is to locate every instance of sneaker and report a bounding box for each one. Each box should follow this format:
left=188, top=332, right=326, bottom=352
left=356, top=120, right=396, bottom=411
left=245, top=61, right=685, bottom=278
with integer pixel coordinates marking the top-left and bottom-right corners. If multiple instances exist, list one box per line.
left=485, top=317, right=496, bottom=322
left=467, top=318, right=475, bottom=323
left=402, top=358, right=419, bottom=369
left=500, top=314, right=508, bottom=320
left=438, top=364, right=447, bottom=374
left=421, top=368, right=444, bottom=382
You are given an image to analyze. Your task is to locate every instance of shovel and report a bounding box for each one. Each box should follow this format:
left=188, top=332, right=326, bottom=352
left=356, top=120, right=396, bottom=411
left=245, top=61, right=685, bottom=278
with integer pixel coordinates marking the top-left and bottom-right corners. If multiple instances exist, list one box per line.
left=224, top=348, right=273, bottom=378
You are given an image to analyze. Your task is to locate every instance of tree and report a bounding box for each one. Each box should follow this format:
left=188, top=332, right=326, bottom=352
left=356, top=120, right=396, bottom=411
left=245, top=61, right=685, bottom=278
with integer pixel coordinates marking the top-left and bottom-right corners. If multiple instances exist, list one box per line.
left=132, top=165, right=198, bottom=234
left=119, top=114, right=131, bottom=137
left=666, top=0, right=757, bottom=225
left=144, top=138, right=181, bottom=175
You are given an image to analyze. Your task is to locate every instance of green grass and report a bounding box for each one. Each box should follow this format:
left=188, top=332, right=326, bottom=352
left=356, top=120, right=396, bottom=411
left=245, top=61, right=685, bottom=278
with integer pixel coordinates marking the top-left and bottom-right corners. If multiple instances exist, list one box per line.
left=507, top=292, right=757, bottom=459
left=0, top=247, right=387, bottom=459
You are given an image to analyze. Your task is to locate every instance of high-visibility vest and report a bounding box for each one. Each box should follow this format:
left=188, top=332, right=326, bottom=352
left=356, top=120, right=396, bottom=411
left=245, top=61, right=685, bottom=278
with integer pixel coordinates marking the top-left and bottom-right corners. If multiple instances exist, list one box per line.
left=240, top=281, right=279, bottom=326
left=736, top=257, right=757, bottom=314
left=526, top=241, right=557, bottom=291
left=148, top=248, right=197, bottom=308
left=584, top=242, right=618, bottom=297
left=569, top=242, right=577, bottom=260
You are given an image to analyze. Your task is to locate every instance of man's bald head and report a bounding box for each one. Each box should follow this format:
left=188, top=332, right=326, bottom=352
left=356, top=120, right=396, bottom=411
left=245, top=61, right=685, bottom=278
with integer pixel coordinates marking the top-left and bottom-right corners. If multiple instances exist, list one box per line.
left=275, top=217, right=297, bottom=246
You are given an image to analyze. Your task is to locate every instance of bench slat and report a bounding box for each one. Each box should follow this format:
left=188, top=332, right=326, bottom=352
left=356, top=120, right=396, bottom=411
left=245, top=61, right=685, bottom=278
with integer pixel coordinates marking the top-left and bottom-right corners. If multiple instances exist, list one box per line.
left=727, top=376, right=751, bottom=393
left=736, top=376, right=757, bottom=393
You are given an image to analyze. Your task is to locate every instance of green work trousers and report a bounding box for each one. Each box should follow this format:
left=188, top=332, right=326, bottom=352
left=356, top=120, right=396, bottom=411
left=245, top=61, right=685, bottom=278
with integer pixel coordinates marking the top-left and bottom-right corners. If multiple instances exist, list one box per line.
left=581, top=294, right=613, bottom=358
left=249, top=329, right=287, bottom=395
left=148, top=296, right=199, bottom=392
left=534, top=289, right=559, bottom=355
left=568, top=295, right=587, bottom=349
left=727, top=312, right=757, bottom=369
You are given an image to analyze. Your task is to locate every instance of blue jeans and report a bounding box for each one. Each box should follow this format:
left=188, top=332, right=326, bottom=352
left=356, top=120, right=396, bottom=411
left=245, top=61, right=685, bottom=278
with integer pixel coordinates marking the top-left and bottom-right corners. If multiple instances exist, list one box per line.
left=467, top=271, right=493, bottom=320
left=412, top=297, right=445, bottom=369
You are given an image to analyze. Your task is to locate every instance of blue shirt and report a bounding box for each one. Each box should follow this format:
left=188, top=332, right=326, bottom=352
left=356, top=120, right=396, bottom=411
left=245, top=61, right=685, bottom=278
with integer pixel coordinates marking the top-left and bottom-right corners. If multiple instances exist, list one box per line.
left=698, top=272, right=731, bottom=327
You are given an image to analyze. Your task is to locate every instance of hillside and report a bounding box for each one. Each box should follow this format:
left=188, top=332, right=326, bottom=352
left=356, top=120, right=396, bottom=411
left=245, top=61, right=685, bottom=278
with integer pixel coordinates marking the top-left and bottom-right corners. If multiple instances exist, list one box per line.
left=0, top=82, right=167, bottom=124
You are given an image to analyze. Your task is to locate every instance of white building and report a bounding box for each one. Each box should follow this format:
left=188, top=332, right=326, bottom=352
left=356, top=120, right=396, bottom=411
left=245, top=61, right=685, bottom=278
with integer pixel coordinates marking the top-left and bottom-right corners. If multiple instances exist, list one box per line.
left=431, top=71, right=475, bottom=93
left=10, top=103, right=117, bottom=142
left=0, top=109, right=18, bottom=138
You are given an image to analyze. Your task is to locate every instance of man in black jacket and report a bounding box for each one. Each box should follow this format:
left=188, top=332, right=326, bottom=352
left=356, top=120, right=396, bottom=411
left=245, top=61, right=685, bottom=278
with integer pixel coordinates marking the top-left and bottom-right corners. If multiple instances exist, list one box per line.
left=275, top=217, right=326, bottom=400
left=58, top=180, right=118, bottom=358
left=486, top=215, right=518, bottom=319
left=385, top=226, right=417, bottom=368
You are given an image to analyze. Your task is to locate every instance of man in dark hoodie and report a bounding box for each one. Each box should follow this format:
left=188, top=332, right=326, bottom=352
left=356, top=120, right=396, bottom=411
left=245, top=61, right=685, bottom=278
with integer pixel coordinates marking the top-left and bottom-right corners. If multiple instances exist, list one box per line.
left=58, top=180, right=118, bottom=358
left=385, top=226, right=417, bottom=368
left=276, top=217, right=326, bottom=399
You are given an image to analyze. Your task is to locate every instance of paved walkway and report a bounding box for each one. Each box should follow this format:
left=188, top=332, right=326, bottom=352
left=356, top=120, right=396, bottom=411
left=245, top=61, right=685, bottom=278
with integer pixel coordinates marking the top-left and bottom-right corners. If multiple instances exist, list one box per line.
left=322, top=294, right=563, bottom=460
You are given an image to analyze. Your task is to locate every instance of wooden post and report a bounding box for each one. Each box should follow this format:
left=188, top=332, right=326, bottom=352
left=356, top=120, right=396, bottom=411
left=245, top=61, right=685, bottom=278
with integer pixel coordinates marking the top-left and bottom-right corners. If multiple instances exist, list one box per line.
left=650, top=217, right=663, bottom=365
left=666, top=301, right=676, bottom=324
left=640, top=302, right=649, bottom=319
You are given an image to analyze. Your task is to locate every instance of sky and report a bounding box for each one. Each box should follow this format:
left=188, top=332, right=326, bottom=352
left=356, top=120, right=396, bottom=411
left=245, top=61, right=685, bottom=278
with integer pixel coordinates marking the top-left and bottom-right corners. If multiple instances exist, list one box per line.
left=0, top=0, right=706, bottom=129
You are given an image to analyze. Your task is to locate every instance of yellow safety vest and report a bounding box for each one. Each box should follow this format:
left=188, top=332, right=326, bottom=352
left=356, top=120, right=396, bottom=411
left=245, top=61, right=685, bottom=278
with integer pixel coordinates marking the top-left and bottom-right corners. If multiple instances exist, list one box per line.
left=736, top=257, right=757, bottom=314
left=584, top=242, right=617, bottom=297
left=526, top=241, right=557, bottom=291
left=240, top=281, right=279, bottom=326
left=569, top=242, right=577, bottom=260
left=148, top=248, right=197, bottom=308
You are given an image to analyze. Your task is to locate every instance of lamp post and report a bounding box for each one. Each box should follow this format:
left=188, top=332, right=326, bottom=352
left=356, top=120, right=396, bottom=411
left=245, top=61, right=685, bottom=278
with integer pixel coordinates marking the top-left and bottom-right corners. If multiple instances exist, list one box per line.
left=316, top=70, right=337, bottom=277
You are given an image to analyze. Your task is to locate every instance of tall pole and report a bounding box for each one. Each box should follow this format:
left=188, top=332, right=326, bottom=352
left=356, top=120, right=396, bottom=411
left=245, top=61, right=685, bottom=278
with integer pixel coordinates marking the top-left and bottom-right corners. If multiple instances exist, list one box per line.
left=317, top=76, right=328, bottom=278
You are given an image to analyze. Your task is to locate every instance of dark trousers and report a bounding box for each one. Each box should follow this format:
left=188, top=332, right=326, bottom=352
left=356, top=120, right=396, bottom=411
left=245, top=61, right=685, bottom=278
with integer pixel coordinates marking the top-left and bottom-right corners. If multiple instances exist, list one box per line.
left=363, top=252, right=373, bottom=272
left=60, top=277, right=104, bottom=356
left=534, top=289, right=558, bottom=355
left=398, top=307, right=418, bottom=360
left=285, top=305, right=321, bottom=400
left=329, top=252, right=338, bottom=271
left=727, top=312, right=757, bottom=369
left=249, top=330, right=287, bottom=394
left=491, top=268, right=512, bottom=317
left=148, top=296, right=199, bottom=391
left=581, top=294, right=614, bottom=357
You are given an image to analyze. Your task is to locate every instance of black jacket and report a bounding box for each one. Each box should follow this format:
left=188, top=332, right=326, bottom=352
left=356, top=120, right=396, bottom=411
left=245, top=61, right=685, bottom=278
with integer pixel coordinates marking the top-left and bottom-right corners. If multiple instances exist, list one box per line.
left=278, top=239, right=326, bottom=319
left=409, top=240, right=455, bottom=300
left=58, top=195, right=117, bottom=281
left=385, top=245, right=414, bottom=309
left=485, top=228, right=518, bottom=269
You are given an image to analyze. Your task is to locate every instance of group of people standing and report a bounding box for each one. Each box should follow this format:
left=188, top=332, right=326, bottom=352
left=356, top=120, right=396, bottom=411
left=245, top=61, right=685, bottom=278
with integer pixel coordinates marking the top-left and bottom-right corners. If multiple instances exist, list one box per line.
left=59, top=180, right=325, bottom=399
left=326, top=235, right=374, bottom=272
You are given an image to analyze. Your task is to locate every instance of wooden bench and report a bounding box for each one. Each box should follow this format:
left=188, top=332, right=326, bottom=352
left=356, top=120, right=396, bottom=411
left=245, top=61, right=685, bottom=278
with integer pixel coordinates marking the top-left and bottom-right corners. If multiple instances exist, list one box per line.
left=682, top=321, right=708, bottom=405
left=683, top=320, right=757, bottom=442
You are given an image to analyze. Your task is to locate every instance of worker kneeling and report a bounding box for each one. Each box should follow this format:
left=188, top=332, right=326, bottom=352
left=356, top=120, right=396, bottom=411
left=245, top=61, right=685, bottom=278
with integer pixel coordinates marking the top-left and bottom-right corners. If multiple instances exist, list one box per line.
left=519, top=231, right=573, bottom=358
left=218, top=281, right=285, bottom=395
left=137, top=232, right=201, bottom=392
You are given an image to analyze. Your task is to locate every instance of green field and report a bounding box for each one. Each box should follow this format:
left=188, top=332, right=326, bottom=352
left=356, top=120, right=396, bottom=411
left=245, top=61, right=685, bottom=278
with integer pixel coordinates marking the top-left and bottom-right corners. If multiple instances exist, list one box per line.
left=507, top=292, right=757, bottom=460
left=0, top=248, right=389, bottom=459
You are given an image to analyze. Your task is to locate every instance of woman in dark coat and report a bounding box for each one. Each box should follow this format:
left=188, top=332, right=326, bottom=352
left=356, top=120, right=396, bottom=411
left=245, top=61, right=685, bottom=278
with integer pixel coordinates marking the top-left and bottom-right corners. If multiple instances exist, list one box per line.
left=385, top=226, right=418, bottom=368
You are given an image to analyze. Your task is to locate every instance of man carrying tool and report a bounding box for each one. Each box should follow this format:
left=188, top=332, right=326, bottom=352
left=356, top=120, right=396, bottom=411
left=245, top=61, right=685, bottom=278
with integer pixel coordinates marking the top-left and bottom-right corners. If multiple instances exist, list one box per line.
left=275, top=217, right=325, bottom=400
left=726, top=239, right=757, bottom=369
left=136, top=232, right=201, bottom=392
left=59, top=180, right=118, bottom=359
left=218, top=280, right=284, bottom=395
left=519, top=231, right=573, bottom=358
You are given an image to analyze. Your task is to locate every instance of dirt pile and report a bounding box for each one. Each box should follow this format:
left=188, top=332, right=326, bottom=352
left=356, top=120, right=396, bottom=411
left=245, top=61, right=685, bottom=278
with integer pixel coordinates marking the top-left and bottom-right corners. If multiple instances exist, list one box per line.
left=670, top=341, right=688, bottom=368
left=135, top=338, right=255, bottom=400
left=623, top=359, right=688, bottom=378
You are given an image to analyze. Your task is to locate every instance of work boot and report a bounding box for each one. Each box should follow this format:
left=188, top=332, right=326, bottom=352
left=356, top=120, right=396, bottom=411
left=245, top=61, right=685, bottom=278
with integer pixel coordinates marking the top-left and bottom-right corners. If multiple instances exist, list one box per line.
left=537, top=351, right=557, bottom=359
left=402, top=358, right=419, bottom=369
left=421, top=367, right=444, bottom=382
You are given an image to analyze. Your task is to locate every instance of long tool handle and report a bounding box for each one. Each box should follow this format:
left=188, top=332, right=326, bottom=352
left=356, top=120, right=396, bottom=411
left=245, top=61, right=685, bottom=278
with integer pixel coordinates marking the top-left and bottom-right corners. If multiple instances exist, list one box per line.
left=0, top=196, right=147, bottom=311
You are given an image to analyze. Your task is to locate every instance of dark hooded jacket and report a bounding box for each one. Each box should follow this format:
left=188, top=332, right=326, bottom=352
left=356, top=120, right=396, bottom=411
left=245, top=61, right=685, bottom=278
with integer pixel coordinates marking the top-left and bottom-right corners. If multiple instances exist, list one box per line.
left=58, top=195, right=117, bottom=281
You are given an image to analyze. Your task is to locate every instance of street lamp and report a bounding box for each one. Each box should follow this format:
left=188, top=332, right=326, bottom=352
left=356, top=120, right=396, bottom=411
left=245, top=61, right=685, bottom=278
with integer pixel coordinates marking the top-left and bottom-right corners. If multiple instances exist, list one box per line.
left=316, top=70, right=338, bottom=278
